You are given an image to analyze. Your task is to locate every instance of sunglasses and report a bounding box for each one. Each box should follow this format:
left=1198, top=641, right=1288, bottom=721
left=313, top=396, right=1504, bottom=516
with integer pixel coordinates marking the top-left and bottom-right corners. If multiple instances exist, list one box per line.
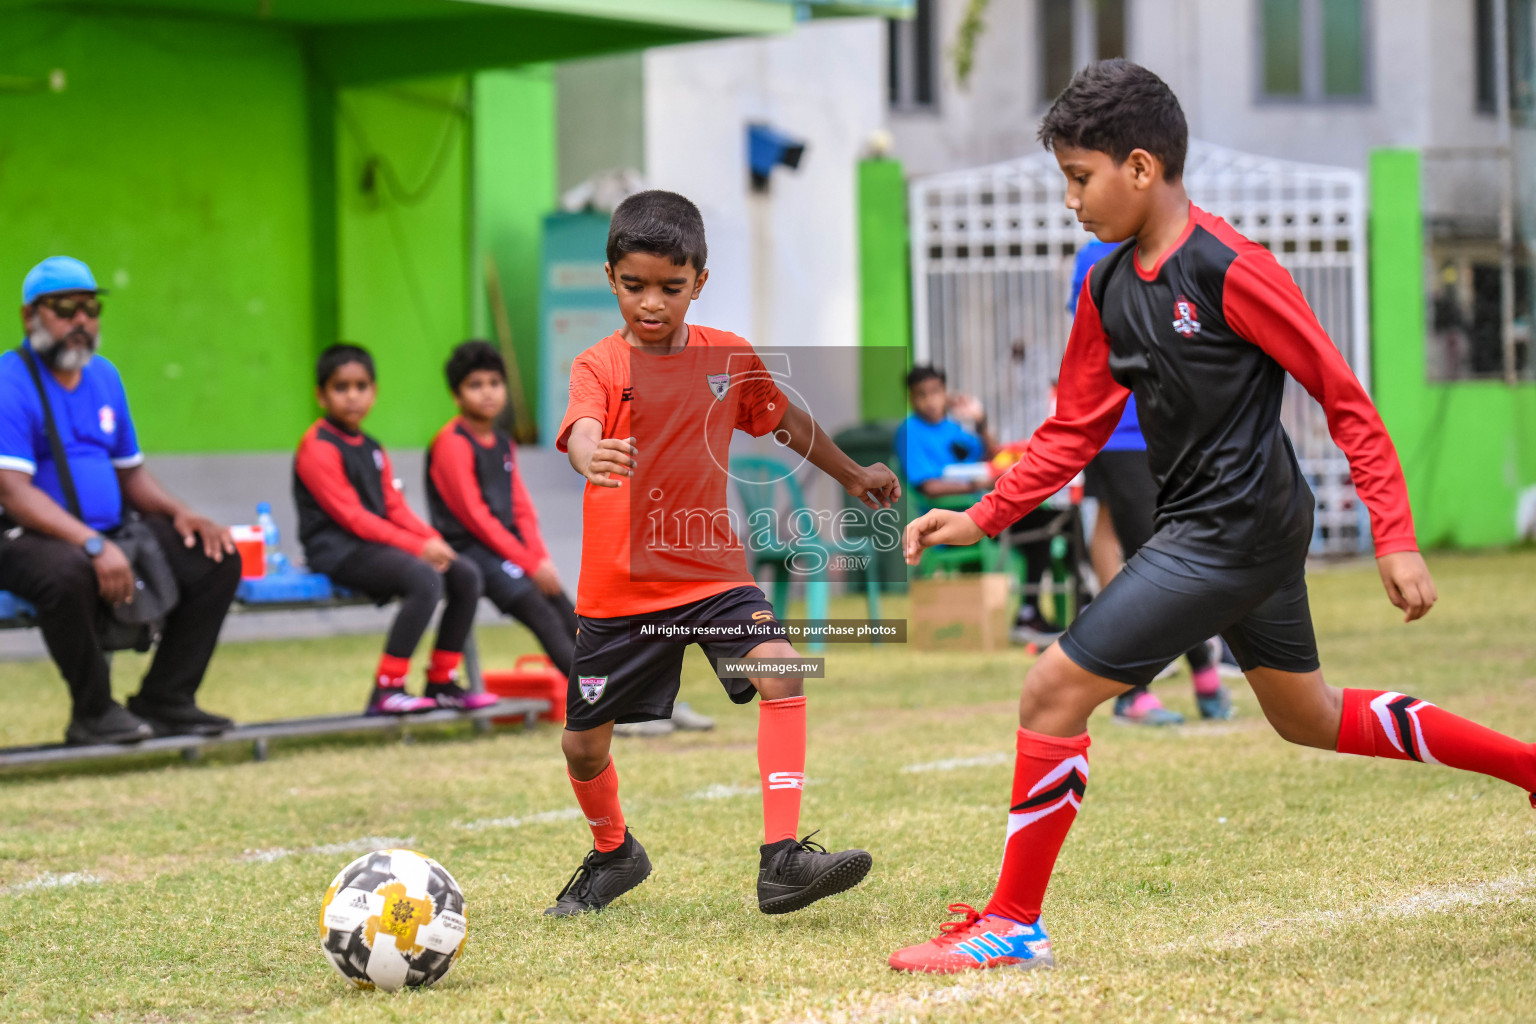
left=36, top=294, right=103, bottom=319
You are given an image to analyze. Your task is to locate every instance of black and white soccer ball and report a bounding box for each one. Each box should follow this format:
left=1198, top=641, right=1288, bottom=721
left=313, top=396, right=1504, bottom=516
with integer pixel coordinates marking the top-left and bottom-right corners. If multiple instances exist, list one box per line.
left=319, top=848, right=467, bottom=991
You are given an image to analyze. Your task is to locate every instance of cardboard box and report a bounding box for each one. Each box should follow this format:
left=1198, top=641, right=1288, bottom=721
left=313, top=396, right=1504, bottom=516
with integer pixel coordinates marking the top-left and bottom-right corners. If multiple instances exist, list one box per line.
left=910, top=573, right=1012, bottom=651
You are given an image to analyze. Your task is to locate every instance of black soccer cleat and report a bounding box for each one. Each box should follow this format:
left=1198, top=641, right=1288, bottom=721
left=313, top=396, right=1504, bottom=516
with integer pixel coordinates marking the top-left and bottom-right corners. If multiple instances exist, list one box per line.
left=757, top=831, right=872, bottom=915
left=544, top=830, right=652, bottom=917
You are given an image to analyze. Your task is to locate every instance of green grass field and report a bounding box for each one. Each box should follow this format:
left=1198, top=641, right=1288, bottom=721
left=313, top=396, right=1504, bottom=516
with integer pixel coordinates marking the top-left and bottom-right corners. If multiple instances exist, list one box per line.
left=2, top=550, right=1534, bottom=1023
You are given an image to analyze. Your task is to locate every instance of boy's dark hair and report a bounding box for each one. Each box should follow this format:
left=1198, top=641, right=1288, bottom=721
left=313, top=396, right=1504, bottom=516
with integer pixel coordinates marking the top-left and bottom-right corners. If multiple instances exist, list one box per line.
left=606, top=190, right=708, bottom=272
left=315, top=343, right=374, bottom=388
left=906, top=365, right=946, bottom=390
left=445, top=340, right=506, bottom=393
left=1037, top=59, right=1188, bottom=181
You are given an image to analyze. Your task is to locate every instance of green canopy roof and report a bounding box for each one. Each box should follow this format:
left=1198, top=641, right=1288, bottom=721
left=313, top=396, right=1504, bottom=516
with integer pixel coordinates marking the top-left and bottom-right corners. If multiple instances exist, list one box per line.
left=4, top=0, right=910, bottom=81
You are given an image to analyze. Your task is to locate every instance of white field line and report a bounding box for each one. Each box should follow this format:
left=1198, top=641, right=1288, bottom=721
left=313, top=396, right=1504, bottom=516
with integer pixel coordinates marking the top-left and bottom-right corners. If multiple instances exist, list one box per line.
left=1170, top=869, right=1536, bottom=953
left=239, top=835, right=415, bottom=864
left=901, top=752, right=1009, bottom=774
left=690, top=783, right=758, bottom=800
left=783, top=969, right=1045, bottom=1024
left=0, top=871, right=103, bottom=897
left=455, top=807, right=584, bottom=832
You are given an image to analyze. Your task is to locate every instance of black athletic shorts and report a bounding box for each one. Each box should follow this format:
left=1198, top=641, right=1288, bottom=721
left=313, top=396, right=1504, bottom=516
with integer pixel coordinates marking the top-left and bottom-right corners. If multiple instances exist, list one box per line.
left=565, top=585, right=789, bottom=731
left=1057, top=539, right=1320, bottom=687
left=1083, top=449, right=1159, bottom=557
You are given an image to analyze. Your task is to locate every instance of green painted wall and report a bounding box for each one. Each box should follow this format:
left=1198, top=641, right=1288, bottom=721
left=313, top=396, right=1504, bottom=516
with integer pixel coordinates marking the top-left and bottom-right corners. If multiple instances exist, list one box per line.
left=857, top=158, right=912, bottom=422
left=0, top=10, right=317, bottom=453
left=473, top=67, right=557, bottom=438
left=333, top=76, right=471, bottom=447
left=1369, top=149, right=1536, bottom=548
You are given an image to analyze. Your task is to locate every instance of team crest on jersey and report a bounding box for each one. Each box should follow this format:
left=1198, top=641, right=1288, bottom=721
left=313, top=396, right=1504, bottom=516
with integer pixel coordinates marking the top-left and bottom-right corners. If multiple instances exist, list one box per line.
left=372, top=449, right=386, bottom=470
left=578, top=675, right=608, bottom=704
left=98, top=405, right=116, bottom=435
left=1172, top=295, right=1202, bottom=337
left=706, top=373, right=730, bottom=401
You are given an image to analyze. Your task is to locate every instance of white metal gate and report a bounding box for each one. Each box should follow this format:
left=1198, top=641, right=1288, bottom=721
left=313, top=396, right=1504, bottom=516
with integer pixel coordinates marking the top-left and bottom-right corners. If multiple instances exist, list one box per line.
left=909, top=140, right=1371, bottom=555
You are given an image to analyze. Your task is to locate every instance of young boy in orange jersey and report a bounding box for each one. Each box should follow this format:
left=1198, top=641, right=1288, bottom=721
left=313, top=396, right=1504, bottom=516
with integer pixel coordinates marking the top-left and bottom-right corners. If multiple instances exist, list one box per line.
left=545, top=190, right=901, bottom=917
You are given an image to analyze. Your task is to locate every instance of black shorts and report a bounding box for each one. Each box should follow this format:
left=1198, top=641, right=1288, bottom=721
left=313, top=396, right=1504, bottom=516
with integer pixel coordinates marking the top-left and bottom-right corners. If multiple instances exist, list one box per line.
left=565, top=585, right=789, bottom=731
left=1057, top=540, right=1320, bottom=687
left=1083, top=449, right=1158, bottom=557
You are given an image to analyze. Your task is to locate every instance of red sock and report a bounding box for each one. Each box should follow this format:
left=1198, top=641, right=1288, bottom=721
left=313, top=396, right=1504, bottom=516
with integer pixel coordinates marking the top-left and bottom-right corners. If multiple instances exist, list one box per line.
left=1337, top=689, right=1536, bottom=803
left=758, top=695, right=807, bottom=844
left=984, top=727, right=1091, bottom=925
left=568, top=759, right=627, bottom=852
left=375, top=653, right=410, bottom=689
left=427, top=649, right=462, bottom=685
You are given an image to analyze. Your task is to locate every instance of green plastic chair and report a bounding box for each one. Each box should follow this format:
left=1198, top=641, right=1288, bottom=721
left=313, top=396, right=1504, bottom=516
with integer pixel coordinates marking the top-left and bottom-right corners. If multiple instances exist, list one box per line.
left=731, top=455, right=882, bottom=652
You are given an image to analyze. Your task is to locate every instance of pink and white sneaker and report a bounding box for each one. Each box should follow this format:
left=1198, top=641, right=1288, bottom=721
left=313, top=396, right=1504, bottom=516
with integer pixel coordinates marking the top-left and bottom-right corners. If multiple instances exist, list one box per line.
left=364, top=687, right=436, bottom=716
left=425, top=681, right=500, bottom=711
left=889, top=903, right=1054, bottom=974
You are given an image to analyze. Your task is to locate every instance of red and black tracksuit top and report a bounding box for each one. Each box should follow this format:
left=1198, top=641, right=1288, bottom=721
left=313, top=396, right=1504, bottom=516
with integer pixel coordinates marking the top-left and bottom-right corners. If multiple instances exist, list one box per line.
left=424, top=418, right=550, bottom=575
left=969, top=204, right=1417, bottom=564
left=292, top=417, right=440, bottom=574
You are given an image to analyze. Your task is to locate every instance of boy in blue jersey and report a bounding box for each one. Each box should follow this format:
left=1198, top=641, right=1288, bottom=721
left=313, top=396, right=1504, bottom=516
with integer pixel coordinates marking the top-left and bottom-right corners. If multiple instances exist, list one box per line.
left=1069, top=241, right=1231, bottom=725
left=894, top=366, right=1059, bottom=643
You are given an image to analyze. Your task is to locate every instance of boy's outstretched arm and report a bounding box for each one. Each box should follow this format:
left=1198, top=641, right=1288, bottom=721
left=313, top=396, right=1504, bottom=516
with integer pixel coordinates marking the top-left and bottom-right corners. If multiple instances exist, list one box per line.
left=565, top=417, right=637, bottom=488
left=906, top=275, right=1128, bottom=564
left=1222, top=250, right=1434, bottom=621
left=774, top=403, right=900, bottom=510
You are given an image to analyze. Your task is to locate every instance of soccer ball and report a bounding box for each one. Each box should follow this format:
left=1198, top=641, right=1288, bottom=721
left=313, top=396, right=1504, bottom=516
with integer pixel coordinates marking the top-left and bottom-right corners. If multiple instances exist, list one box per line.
left=319, top=848, right=467, bottom=991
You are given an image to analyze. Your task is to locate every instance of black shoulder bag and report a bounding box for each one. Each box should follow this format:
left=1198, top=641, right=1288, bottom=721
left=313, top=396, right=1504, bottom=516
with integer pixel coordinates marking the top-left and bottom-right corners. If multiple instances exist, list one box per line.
left=19, top=347, right=178, bottom=652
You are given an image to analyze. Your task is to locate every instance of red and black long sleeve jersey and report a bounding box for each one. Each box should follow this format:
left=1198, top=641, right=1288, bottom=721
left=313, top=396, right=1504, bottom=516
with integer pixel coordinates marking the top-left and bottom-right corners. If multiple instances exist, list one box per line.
left=292, top=417, right=440, bottom=573
left=425, top=418, right=550, bottom=574
left=970, top=204, right=1416, bottom=563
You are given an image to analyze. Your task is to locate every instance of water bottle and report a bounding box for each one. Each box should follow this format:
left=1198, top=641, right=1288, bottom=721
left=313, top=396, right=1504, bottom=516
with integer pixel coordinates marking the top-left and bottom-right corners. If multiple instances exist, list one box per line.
left=256, top=502, right=284, bottom=575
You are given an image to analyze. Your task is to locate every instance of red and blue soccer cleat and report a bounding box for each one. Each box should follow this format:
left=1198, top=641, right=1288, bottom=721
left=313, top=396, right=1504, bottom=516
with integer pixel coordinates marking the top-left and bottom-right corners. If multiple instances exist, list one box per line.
left=888, top=903, right=1054, bottom=974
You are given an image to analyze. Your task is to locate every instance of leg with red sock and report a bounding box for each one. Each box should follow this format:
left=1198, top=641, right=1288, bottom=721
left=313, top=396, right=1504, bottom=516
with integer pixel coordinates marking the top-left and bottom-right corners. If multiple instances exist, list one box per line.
left=1336, top=687, right=1536, bottom=805
left=547, top=723, right=652, bottom=917
left=891, top=645, right=1123, bottom=974
left=423, top=559, right=498, bottom=710
left=749, top=650, right=872, bottom=914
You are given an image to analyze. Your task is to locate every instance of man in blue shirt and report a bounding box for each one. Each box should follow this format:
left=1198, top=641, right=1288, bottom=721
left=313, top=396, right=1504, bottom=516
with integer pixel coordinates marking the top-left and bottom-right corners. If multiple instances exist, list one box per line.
left=895, top=365, right=1061, bottom=643
left=0, top=256, right=240, bottom=745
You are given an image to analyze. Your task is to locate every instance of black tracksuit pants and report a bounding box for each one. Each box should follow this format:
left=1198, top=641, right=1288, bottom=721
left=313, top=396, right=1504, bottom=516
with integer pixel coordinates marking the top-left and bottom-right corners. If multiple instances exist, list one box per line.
left=0, top=515, right=241, bottom=717
left=326, top=543, right=482, bottom=660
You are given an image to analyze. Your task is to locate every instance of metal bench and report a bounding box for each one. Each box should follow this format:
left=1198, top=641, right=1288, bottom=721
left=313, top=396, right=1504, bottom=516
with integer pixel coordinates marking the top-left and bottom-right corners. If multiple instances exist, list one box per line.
left=0, top=575, right=540, bottom=768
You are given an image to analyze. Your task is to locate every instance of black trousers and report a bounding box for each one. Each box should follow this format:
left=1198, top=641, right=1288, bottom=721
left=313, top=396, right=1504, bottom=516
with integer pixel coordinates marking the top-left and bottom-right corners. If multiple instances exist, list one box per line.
left=458, top=544, right=578, bottom=676
left=327, top=543, right=482, bottom=660
left=0, top=515, right=241, bottom=717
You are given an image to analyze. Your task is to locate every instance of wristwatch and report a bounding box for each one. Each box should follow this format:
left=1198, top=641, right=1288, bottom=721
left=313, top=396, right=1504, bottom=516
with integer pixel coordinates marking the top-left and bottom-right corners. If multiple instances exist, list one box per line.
left=82, top=535, right=105, bottom=558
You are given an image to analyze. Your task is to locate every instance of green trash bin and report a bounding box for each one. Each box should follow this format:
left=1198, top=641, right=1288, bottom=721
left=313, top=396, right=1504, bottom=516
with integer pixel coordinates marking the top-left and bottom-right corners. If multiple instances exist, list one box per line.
left=831, top=420, right=908, bottom=594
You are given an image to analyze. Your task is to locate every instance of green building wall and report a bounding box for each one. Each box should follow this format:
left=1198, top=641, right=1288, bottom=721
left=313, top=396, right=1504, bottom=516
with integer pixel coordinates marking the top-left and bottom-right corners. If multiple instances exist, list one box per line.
left=1369, top=149, right=1536, bottom=548
left=857, top=157, right=912, bottom=422
left=0, top=10, right=318, bottom=453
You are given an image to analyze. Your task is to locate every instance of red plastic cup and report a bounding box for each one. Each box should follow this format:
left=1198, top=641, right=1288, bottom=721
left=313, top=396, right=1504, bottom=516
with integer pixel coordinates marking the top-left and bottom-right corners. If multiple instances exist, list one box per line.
left=230, top=525, right=265, bottom=579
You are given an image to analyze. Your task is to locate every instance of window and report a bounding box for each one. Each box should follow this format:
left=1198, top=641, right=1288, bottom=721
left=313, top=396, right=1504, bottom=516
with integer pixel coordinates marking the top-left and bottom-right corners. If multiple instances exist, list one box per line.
left=889, top=0, right=937, bottom=112
left=1476, top=0, right=1536, bottom=119
left=1258, top=0, right=1369, bottom=102
left=1040, top=0, right=1127, bottom=104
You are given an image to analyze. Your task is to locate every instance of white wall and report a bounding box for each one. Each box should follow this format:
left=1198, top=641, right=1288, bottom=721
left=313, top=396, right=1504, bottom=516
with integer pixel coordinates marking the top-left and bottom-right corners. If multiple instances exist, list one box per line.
left=889, top=0, right=1501, bottom=179
left=642, top=18, right=886, bottom=353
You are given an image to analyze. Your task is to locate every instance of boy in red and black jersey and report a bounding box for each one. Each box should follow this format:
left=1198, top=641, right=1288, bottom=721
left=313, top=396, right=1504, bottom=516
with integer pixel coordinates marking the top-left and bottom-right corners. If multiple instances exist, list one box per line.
left=426, top=340, right=577, bottom=675
left=890, top=60, right=1536, bottom=974
left=293, top=344, right=488, bottom=716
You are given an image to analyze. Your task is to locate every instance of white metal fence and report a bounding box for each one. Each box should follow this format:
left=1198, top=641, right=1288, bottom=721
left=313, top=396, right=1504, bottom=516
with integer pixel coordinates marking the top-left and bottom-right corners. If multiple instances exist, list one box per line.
left=909, top=140, right=1371, bottom=555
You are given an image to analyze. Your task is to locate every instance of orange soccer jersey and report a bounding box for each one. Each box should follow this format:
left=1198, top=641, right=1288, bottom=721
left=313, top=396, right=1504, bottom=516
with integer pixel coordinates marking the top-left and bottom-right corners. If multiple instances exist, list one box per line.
left=556, top=326, right=787, bottom=618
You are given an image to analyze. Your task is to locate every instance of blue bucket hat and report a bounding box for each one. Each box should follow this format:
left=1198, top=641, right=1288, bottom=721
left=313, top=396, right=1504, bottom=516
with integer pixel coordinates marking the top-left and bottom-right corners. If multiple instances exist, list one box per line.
left=23, top=256, right=107, bottom=306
